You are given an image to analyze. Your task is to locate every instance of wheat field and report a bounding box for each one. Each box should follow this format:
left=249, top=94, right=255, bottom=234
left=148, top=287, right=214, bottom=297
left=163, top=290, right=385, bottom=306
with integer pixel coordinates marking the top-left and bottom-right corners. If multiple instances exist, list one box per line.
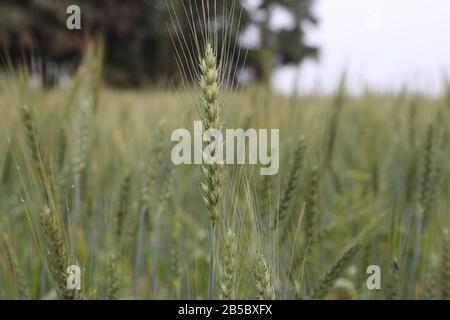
left=0, top=42, right=449, bottom=300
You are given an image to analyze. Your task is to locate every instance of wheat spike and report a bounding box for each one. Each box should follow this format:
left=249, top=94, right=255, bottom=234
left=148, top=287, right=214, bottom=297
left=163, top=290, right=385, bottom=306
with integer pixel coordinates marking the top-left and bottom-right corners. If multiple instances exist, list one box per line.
left=220, top=228, right=238, bottom=300
left=274, top=136, right=306, bottom=230
left=254, top=252, right=275, bottom=300
left=39, top=206, right=76, bottom=300
left=311, top=241, right=360, bottom=299
left=115, top=172, right=131, bottom=244
left=106, top=253, right=119, bottom=300
left=200, top=42, right=224, bottom=223
left=304, top=162, right=320, bottom=244
left=419, top=122, right=436, bottom=226
left=0, top=234, right=29, bottom=299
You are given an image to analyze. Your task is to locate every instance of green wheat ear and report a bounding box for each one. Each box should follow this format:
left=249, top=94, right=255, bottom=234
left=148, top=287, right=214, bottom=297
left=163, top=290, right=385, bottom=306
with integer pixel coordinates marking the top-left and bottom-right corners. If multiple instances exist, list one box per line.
left=311, top=241, right=361, bottom=300
left=274, top=136, right=306, bottom=231
left=71, top=98, right=92, bottom=240
left=21, top=104, right=55, bottom=204
left=258, top=173, right=272, bottom=219
left=386, top=259, right=400, bottom=300
left=325, top=73, right=346, bottom=168
left=0, top=234, right=29, bottom=299
left=106, top=253, right=119, bottom=300
left=220, top=228, right=238, bottom=300
left=254, top=251, right=275, bottom=300
left=39, top=206, right=77, bottom=300
left=304, top=162, right=320, bottom=244
left=419, top=122, right=437, bottom=226
left=198, top=42, right=224, bottom=300
left=133, top=125, right=165, bottom=296
left=200, top=42, right=224, bottom=223
left=115, top=172, right=131, bottom=244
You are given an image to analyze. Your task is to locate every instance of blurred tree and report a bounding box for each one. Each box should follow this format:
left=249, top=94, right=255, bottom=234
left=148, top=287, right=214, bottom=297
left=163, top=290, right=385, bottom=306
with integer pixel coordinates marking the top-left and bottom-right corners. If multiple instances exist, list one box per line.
left=247, top=0, right=319, bottom=87
left=0, top=0, right=84, bottom=85
left=0, top=0, right=318, bottom=87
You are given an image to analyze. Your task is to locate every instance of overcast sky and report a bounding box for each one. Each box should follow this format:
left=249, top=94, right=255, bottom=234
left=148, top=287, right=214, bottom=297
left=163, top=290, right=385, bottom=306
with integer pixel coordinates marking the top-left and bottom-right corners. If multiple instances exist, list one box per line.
left=266, top=0, right=450, bottom=95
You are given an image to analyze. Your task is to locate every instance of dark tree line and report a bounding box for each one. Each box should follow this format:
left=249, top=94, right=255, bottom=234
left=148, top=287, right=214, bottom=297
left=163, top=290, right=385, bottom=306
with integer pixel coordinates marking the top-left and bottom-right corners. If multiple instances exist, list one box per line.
left=0, top=0, right=318, bottom=87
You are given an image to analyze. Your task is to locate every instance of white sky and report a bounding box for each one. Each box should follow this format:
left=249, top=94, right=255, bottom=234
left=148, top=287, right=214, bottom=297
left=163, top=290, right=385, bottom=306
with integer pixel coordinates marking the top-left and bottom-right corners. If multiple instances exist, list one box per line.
left=268, top=0, right=450, bottom=95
